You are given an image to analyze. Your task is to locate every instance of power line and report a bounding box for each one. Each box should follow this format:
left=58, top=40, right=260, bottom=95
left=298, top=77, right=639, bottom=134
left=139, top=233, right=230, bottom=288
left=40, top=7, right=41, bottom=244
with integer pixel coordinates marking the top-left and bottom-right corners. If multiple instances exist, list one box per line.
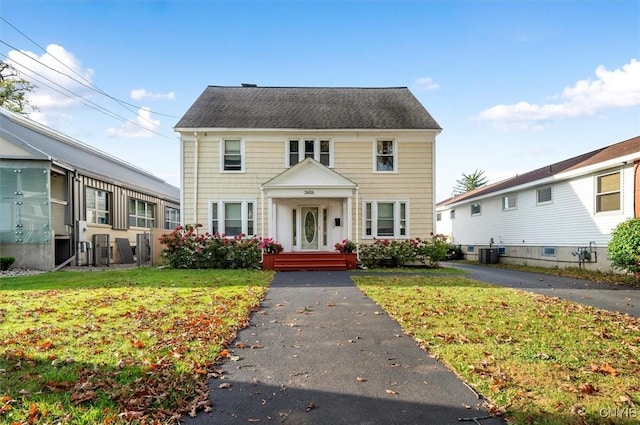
left=1, top=51, right=177, bottom=141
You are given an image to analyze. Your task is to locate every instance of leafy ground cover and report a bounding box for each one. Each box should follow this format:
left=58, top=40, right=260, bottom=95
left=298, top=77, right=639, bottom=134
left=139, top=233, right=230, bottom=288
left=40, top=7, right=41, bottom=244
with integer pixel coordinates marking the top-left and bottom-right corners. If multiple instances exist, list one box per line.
left=354, top=275, right=640, bottom=425
left=0, top=268, right=272, bottom=424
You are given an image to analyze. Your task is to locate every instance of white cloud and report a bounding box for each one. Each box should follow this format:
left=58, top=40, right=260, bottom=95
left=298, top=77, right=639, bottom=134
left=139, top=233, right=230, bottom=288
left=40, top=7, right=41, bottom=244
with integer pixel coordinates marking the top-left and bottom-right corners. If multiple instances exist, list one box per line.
left=477, top=59, right=640, bottom=131
left=7, top=44, right=94, bottom=125
left=107, top=107, right=160, bottom=139
left=130, top=88, right=175, bottom=101
left=412, top=77, right=440, bottom=91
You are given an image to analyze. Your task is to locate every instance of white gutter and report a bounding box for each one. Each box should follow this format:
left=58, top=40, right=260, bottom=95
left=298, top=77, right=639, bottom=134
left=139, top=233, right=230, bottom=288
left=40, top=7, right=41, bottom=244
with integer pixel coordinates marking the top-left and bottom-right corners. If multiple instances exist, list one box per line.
left=355, top=186, right=360, bottom=261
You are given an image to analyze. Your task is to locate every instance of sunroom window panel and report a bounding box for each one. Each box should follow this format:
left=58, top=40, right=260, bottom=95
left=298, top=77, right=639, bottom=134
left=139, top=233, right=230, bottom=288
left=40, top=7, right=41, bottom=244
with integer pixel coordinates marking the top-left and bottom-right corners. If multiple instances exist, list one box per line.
left=304, top=140, right=315, bottom=159
left=365, top=203, right=372, bottom=236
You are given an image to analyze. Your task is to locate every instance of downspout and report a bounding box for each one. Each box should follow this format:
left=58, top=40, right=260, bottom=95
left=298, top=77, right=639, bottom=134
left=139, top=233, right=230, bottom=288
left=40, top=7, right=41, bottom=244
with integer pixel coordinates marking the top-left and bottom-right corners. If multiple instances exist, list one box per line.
left=260, top=187, right=265, bottom=262
left=193, top=132, right=199, bottom=224
left=355, top=186, right=360, bottom=261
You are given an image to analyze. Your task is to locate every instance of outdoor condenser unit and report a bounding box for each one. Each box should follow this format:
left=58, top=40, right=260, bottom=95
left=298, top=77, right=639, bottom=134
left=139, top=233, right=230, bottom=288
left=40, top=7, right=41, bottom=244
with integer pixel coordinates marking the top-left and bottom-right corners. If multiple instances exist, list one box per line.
left=93, top=234, right=110, bottom=266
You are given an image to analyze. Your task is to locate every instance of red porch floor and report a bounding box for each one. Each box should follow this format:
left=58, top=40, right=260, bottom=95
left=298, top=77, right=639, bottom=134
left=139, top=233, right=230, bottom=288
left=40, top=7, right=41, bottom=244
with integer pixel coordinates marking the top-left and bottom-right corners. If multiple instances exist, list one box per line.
left=262, top=252, right=357, bottom=271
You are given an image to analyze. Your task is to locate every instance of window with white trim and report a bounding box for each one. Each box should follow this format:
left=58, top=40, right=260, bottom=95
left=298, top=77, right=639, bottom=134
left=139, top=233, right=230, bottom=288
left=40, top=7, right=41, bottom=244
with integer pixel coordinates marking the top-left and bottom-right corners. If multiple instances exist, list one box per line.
left=211, top=200, right=255, bottom=237
left=164, top=206, right=180, bottom=230
left=595, top=171, right=621, bottom=213
left=471, top=202, right=481, bottom=216
left=222, top=139, right=243, bottom=171
left=363, top=200, right=408, bottom=238
left=129, top=199, right=155, bottom=228
left=502, top=194, right=517, bottom=211
left=375, top=140, right=395, bottom=172
left=86, top=187, right=111, bottom=225
left=288, top=139, right=332, bottom=167
left=536, top=186, right=552, bottom=204
left=541, top=246, right=556, bottom=257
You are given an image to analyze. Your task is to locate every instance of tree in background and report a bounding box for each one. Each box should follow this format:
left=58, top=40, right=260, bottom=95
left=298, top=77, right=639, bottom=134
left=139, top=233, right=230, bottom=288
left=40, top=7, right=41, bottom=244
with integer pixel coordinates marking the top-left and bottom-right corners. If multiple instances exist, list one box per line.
left=453, top=169, right=488, bottom=195
left=0, top=61, right=37, bottom=115
left=607, top=218, right=640, bottom=275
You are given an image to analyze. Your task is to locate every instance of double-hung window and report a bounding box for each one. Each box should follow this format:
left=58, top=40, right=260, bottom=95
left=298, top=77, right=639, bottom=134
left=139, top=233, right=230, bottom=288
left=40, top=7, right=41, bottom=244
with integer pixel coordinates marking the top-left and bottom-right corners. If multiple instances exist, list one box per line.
left=211, top=200, right=255, bottom=237
left=502, top=194, right=517, bottom=211
left=164, top=206, right=180, bottom=230
left=536, top=186, right=552, bottom=204
left=288, top=139, right=332, bottom=167
left=86, top=188, right=111, bottom=225
left=222, top=139, right=243, bottom=171
left=364, top=200, right=407, bottom=238
left=471, top=203, right=481, bottom=216
left=375, top=140, right=395, bottom=172
left=129, top=199, right=155, bottom=228
left=595, top=171, right=621, bottom=213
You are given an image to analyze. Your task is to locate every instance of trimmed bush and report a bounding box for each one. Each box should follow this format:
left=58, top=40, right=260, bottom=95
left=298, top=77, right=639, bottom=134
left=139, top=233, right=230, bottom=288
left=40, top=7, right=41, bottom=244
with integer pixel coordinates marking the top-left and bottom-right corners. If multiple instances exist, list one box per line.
left=0, top=256, right=15, bottom=271
left=608, top=218, right=640, bottom=274
left=158, top=224, right=263, bottom=269
left=358, top=234, right=449, bottom=268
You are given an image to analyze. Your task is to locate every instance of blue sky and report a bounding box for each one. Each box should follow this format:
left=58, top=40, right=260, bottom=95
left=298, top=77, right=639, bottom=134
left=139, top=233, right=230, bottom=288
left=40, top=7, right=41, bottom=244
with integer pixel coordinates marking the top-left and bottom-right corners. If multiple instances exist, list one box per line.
left=1, top=0, right=639, bottom=201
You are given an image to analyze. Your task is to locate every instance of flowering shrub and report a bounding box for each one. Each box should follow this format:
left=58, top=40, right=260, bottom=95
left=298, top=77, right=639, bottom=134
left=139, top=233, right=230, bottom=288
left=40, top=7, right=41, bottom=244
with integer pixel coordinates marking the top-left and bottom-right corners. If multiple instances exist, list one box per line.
left=258, top=237, right=284, bottom=254
left=158, top=224, right=262, bottom=269
left=334, top=239, right=356, bottom=253
left=358, top=234, right=449, bottom=268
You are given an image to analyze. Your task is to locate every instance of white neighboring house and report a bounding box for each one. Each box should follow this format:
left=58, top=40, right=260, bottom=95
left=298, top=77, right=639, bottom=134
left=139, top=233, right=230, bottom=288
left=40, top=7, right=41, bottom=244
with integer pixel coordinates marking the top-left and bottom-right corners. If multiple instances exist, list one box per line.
left=436, top=135, right=640, bottom=272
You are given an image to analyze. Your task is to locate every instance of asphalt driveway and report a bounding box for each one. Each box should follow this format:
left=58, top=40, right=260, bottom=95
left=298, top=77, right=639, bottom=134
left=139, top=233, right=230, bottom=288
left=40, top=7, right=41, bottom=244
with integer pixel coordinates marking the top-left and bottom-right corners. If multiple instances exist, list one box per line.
left=444, top=262, right=639, bottom=317
left=184, top=271, right=506, bottom=425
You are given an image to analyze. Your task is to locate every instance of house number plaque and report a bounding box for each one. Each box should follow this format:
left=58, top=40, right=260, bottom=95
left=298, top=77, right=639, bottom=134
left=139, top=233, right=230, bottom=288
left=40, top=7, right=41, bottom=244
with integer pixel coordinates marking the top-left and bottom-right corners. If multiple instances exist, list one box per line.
left=304, top=190, right=315, bottom=195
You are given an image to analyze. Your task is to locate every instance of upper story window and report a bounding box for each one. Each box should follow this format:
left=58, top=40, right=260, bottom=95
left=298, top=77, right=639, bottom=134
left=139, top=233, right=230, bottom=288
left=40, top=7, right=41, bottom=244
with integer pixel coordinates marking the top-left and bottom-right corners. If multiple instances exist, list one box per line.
left=375, top=140, right=396, bottom=172
left=450, top=209, right=455, bottom=219
left=595, top=171, right=621, bottom=213
left=288, top=139, right=332, bottom=167
left=364, top=200, right=407, bottom=238
left=129, top=199, right=155, bottom=228
left=86, top=188, right=111, bottom=225
left=502, top=194, right=517, bottom=211
left=211, top=200, right=255, bottom=237
left=222, top=139, right=243, bottom=172
left=165, top=206, right=180, bottom=230
left=536, top=186, right=552, bottom=204
left=471, top=202, right=481, bottom=216
left=436, top=212, right=442, bottom=221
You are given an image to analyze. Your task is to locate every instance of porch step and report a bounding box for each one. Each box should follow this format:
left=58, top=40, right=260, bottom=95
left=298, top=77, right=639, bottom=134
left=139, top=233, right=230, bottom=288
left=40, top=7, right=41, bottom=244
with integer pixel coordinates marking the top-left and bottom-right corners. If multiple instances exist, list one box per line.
left=272, top=252, right=349, bottom=271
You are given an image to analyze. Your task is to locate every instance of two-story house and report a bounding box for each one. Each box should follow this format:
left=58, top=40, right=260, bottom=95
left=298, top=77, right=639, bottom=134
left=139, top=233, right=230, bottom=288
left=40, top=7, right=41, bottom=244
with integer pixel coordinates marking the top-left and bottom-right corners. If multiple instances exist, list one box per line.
left=436, top=135, right=640, bottom=272
left=175, top=85, right=441, bottom=267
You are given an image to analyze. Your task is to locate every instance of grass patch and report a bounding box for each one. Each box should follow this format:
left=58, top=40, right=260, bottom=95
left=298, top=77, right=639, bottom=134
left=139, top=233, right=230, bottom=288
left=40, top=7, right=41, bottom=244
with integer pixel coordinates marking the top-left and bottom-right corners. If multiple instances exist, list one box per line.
left=354, top=275, right=640, bottom=425
left=0, top=268, right=273, bottom=424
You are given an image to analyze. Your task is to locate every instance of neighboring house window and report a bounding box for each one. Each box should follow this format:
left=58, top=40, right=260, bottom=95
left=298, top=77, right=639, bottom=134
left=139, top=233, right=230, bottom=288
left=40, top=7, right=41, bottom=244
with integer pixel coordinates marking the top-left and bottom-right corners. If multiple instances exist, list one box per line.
left=450, top=210, right=455, bottom=219
left=364, top=201, right=408, bottom=238
left=165, top=206, right=180, bottom=230
left=436, top=212, right=442, bottom=221
left=471, top=203, right=481, bottom=216
left=288, top=139, right=332, bottom=167
left=86, top=188, right=111, bottom=225
left=210, top=200, right=255, bottom=237
left=498, top=246, right=506, bottom=255
left=595, top=171, right=621, bottom=213
left=129, top=199, right=155, bottom=228
left=222, top=139, right=243, bottom=171
left=375, top=140, right=395, bottom=172
left=467, top=246, right=475, bottom=253
left=541, top=246, right=556, bottom=257
left=502, top=194, right=517, bottom=211
left=537, top=186, right=552, bottom=204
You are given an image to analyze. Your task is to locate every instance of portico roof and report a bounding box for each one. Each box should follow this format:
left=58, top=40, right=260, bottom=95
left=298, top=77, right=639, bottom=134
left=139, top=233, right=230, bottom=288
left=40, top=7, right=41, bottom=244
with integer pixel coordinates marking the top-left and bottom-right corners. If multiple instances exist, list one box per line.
left=262, top=158, right=356, bottom=197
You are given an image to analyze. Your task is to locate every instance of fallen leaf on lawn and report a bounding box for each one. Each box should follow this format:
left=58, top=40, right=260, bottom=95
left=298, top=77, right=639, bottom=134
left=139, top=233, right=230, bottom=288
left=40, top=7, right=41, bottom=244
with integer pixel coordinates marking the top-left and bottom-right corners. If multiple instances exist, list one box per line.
left=219, top=349, right=230, bottom=358
left=580, top=383, right=598, bottom=395
left=356, top=376, right=367, bottom=382
left=385, top=389, right=398, bottom=395
left=235, top=342, right=246, bottom=349
left=327, top=303, right=336, bottom=307
left=590, top=363, right=617, bottom=376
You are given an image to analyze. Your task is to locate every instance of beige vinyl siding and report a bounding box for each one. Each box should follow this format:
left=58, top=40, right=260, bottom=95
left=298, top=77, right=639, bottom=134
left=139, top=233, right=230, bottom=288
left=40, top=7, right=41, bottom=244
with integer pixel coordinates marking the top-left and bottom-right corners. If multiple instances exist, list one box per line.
left=184, top=130, right=435, bottom=239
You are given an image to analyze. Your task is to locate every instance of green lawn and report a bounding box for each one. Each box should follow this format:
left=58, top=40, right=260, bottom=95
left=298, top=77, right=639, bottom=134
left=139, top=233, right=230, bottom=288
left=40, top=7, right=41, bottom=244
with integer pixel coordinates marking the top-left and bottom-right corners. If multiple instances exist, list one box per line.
left=354, top=275, right=640, bottom=425
left=0, top=268, right=273, bottom=424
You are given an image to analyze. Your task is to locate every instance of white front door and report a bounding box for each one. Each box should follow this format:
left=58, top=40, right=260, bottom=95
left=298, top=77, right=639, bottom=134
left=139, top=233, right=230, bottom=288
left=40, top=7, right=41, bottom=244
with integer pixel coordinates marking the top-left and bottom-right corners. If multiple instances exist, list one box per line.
left=301, top=206, right=319, bottom=250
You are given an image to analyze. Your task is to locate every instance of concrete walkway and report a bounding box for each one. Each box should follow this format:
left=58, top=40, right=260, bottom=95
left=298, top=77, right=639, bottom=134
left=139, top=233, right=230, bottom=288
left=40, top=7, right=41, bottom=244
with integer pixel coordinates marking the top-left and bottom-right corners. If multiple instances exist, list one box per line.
left=445, top=262, right=639, bottom=318
left=184, top=271, right=505, bottom=425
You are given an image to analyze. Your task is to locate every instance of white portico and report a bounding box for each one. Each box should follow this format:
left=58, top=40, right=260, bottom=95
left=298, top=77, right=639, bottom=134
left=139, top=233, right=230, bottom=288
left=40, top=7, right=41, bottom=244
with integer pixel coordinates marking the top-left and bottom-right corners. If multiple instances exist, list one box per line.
left=261, top=158, right=358, bottom=252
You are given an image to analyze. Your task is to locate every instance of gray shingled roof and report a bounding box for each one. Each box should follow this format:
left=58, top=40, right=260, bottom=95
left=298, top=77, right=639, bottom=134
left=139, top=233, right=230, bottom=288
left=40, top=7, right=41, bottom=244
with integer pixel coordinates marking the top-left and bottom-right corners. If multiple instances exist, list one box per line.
left=438, top=135, right=640, bottom=207
left=0, top=108, right=180, bottom=202
left=175, top=86, right=441, bottom=130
